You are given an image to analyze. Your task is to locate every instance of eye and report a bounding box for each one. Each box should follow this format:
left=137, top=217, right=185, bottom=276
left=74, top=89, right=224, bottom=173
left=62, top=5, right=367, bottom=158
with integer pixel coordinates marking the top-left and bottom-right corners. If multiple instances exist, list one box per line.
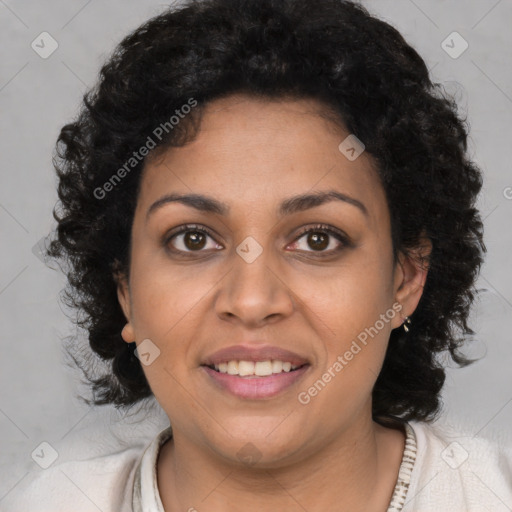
left=163, top=223, right=351, bottom=257
left=164, top=224, right=222, bottom=254
left=289, top=223, right=351, bottom=255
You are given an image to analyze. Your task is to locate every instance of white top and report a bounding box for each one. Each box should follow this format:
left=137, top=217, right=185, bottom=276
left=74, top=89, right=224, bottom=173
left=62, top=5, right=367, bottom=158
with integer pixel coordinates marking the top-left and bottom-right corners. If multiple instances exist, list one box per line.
left=3, top=419, right=512, bottom=511
left=131, top=423, right=417, bottom=511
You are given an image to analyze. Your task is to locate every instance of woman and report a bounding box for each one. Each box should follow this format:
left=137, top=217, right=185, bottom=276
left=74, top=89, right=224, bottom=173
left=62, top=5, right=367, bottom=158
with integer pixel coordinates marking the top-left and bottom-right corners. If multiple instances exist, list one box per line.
left=4, top=0, right=511, bottom=510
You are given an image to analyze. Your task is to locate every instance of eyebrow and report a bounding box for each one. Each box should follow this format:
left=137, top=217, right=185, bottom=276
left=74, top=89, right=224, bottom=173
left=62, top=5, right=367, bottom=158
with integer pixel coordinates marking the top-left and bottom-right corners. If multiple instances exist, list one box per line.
left=146, top=189, right=368, bottom=222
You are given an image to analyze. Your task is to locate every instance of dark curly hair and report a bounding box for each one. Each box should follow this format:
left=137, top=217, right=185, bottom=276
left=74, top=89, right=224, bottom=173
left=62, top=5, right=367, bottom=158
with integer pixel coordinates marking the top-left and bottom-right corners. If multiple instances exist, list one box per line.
left=47, top=0, right=486, bottom=422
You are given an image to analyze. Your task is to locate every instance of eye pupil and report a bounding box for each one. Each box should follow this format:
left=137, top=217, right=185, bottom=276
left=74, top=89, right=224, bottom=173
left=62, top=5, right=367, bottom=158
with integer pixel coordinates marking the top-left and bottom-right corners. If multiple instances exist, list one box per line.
left=308, top=232, right=329, bottom=251
left=185, top=231, right=207, bottom=250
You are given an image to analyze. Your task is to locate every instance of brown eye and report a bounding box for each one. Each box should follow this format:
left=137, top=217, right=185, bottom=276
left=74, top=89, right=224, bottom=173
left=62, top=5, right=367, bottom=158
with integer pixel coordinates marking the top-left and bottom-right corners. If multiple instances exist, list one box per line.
left=305, top=232, right=329, bottom=251
left=291, top=224, right=351, bottom=255
left=164, top=224, right=222, bottom=254
left=183, top=231, right=207, bottom=250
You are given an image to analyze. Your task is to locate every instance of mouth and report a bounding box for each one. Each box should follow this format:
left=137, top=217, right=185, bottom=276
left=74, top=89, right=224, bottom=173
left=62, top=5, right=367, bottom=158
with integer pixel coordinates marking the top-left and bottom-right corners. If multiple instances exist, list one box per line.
left=202, top=360, right=309, bottom=377
left=200, top=344, right=311, bottom=399
left=200, top=360, right=311, bottom=399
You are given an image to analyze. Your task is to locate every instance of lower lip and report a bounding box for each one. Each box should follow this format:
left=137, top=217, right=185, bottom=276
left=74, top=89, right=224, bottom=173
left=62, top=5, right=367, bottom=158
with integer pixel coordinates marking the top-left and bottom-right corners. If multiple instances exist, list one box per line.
left=201, top=365, right=310, bottom=399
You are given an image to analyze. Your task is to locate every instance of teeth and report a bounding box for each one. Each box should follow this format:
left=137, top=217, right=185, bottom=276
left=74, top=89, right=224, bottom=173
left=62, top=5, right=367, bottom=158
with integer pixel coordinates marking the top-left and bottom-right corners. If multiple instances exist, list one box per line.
left=271, top=360, right=282, bottom=373
left=227, top=361, right=238, bottom=375
left=255, top=361, right=273, bottom=376
left=239, top=361, right=255, bottom=376
left=212, top=360, right=302, bottom=376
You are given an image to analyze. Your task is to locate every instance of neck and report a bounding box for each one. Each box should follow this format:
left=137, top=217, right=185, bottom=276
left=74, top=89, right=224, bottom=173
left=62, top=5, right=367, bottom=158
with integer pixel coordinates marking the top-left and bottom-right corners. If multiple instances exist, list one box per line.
left=157, top=411, right=405, bottom=512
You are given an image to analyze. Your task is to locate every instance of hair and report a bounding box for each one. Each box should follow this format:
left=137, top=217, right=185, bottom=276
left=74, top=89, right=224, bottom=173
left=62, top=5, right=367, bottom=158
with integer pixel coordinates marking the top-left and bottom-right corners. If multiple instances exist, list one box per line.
left=47, top=0, right=486, bottom=422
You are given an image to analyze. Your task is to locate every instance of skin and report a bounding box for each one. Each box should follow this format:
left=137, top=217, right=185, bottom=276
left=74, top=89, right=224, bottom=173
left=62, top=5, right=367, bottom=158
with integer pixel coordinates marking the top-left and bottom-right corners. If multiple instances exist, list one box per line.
left=117, top=93, right=431, bottom=511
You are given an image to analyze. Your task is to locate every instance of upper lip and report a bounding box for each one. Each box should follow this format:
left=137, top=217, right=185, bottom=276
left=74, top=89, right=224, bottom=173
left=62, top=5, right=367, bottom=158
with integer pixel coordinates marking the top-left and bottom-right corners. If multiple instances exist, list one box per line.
left=202, top=344, right=310, bottom=367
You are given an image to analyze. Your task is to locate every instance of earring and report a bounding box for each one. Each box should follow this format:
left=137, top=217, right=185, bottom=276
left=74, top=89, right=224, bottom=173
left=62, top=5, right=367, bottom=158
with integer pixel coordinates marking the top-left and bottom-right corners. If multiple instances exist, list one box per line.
left=403, top=316, right=412, bottom=332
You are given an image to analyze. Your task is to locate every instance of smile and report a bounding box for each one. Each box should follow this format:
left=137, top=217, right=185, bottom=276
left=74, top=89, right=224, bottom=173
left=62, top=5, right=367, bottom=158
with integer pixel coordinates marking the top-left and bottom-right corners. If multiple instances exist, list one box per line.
left=201, top=362, right=310, bottom=399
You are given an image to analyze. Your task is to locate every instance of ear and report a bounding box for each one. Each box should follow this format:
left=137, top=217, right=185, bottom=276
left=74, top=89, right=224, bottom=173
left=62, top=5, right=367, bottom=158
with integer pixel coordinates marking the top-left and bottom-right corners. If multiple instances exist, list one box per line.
left=391, top=234, right=432, bottom=330
left=113, top=260, right=135, bottom=343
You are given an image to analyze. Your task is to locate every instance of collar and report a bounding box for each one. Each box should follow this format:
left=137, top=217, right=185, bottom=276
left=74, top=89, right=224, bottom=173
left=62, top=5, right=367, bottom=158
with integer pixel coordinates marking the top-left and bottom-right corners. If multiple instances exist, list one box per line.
left=132, top=422, right=417, bottom=511
left=132, top=425, right=173, bottom=512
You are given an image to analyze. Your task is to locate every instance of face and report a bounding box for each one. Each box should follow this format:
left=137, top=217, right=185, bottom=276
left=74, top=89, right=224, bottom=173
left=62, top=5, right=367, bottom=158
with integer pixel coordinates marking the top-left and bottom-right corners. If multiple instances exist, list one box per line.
left=117, top=94, right=428, bottom=467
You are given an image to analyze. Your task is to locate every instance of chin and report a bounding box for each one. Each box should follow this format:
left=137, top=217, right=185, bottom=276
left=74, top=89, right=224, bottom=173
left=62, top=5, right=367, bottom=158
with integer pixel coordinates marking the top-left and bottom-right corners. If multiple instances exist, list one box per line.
left=203, top=423, right=306, bottom=468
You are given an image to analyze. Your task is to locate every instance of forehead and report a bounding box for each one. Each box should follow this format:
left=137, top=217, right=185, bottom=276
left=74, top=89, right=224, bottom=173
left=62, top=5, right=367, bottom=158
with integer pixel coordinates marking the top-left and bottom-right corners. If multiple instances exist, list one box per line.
left=138, top=94, right=388, bottom=227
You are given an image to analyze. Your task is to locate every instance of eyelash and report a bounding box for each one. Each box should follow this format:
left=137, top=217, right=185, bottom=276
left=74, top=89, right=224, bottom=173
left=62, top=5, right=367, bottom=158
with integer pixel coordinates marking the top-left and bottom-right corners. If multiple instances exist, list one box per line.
left=293, top=223, right=352, bottom=254
left=163, top=223, right=351, bottom=257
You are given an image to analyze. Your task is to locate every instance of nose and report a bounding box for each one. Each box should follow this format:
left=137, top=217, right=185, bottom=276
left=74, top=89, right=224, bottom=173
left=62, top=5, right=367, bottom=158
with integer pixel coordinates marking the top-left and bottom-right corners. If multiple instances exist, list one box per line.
left=214, top=243, right=295, bottom=328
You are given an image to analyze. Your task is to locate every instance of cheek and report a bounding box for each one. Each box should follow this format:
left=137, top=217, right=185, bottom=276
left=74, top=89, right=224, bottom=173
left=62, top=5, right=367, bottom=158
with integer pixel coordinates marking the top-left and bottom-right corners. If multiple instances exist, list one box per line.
left=127, top=261, right=211, bottom=405
left=317, top=251, right=393, bottom=327
left=313, top=249, right=395, bottom=372
left=125, top=260, right=217, bottom=399
left=129, top=251, right=212, bottom=337
left=299, top=275, right=394, bottom=417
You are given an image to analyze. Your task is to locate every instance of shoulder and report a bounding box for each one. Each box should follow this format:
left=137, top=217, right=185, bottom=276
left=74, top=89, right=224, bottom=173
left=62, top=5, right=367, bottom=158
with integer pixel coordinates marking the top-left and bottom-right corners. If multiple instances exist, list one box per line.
left=403, top=419, right=512, bottom=511
left=1, top=404, right=170, bottom=512
left=1, top=442, right=147, bottom=512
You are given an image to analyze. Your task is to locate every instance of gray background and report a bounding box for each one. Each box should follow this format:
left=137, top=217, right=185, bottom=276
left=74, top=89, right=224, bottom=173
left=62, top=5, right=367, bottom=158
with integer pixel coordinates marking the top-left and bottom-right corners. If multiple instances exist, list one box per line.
left=1, top=0, right=511, bottom=502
